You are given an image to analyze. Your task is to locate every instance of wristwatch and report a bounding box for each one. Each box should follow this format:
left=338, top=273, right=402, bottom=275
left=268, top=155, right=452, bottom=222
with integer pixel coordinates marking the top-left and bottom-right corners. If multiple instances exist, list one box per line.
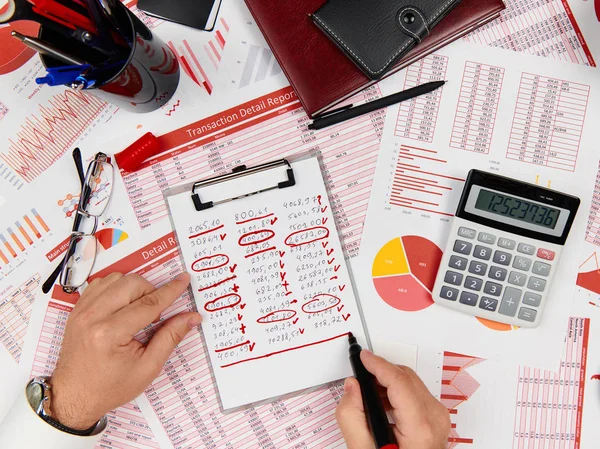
left=25, top=377, right=106, bottom=436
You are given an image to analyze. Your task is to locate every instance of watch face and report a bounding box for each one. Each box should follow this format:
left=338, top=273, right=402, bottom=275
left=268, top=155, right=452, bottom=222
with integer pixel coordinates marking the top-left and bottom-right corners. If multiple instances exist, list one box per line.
left=26, top=382, right=43, bottom=409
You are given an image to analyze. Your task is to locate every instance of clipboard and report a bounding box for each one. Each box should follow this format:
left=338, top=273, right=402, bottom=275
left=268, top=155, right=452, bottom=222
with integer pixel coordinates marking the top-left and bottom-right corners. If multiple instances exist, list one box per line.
left=164, top=156, right=369, bottom=411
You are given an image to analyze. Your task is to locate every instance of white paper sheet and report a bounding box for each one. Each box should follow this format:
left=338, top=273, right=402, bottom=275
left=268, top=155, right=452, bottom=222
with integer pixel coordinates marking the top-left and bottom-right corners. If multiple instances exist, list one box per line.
left=353, top=39, right=600, bottom=369
left=167, top=157, right=368, bottom=410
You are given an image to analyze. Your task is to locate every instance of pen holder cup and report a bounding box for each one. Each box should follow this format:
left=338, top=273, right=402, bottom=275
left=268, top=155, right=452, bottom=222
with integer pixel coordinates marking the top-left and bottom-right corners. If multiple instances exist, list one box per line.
left=39, top=2, right=180, bottom=113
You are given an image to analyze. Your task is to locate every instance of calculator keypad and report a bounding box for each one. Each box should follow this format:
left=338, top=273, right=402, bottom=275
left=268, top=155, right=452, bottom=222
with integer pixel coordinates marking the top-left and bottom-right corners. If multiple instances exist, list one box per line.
left=436, top=222, right=558, bottom=326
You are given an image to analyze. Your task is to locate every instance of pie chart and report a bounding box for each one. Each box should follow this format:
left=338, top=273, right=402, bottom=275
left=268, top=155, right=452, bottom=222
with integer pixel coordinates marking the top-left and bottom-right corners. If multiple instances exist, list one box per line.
left=372, top=236, right=442, bottom=312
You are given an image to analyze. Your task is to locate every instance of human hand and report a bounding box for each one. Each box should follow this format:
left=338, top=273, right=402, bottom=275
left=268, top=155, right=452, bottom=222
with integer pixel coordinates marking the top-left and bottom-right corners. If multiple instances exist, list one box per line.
left=49, top=272, right=202, bottom=430
left=336, top=350, right=450, bottom=449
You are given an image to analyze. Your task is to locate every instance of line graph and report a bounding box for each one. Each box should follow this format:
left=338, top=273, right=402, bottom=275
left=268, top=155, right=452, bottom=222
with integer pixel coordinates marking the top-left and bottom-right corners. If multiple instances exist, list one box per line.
left=388, top=145, right=465, bottom=216
left=441, top=352, right=484, bottom=447
left=1, top=89, right=107, bottom=183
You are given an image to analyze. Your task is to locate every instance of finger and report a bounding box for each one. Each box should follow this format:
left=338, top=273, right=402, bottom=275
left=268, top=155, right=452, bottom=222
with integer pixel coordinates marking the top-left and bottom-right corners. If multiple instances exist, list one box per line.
left=110, top=273, right=191, bottom=336
left=77, top=272, right=124, bottom=308
left=335, top=377, right=375, bottom=449
left=142, top=312, right=202, bottom=374
left=89, top=273, right=156, bottom=316
left=361, top=350, right=431, bottom=430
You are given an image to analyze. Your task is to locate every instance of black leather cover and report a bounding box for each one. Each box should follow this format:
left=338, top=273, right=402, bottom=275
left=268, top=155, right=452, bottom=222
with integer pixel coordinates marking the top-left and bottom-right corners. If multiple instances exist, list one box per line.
left=311, top=0, right=463, bottom=80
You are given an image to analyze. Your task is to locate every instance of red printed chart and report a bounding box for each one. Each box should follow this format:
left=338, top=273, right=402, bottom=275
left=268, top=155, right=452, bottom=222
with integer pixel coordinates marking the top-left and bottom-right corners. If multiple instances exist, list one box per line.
left=441, top=352, right=484, bottom=447
left=395, top=54, right=448, bottom=143
left=507, top=73, right=590, bottom=171
left=389, top=145, right=465, bottom=216
left=372, top=236, right=442, bottom=311
left=512, top=317, right=589, bottom=448
left=463, top=0, right=595, bottom=67
left=577, top=252, right=600, bottom=297
left=450, top=62, right=504, bottom=154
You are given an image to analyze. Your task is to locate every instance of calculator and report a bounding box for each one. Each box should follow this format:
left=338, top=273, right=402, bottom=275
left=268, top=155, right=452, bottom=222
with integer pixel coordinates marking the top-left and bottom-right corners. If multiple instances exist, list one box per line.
left=432, top=170, right=580, bottom=328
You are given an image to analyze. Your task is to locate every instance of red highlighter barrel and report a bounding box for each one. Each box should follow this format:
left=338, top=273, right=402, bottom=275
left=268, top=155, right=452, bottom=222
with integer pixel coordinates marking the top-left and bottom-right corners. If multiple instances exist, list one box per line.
left=114, top=132, right=161, bottom=172
left=348, top=334, right=398, bottom=449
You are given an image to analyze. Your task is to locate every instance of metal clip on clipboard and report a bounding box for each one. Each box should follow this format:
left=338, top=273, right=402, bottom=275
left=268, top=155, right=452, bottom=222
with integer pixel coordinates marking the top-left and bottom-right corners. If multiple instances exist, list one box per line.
left=191, top=159, right=296, bottom=211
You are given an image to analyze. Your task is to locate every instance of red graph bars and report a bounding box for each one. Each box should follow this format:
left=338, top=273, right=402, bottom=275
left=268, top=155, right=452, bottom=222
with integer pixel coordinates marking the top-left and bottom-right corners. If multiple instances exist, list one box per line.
left=1, top=90, right=106, bottom=183
left=441, top=351, right=484, bottom=447
left=0, top=209, right=49, bottom=266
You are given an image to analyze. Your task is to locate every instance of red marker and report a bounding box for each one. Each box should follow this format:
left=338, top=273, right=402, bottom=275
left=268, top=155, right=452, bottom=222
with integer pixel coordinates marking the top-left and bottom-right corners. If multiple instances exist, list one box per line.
left=114, top=132, right=162, bottom=172
left=348, top=333, right=398, bottom=449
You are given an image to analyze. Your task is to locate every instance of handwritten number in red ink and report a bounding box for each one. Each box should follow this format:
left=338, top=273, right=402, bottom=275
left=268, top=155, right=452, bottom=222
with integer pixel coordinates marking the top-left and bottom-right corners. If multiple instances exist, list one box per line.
left=337, top=305, right=345, bottom=313
left=342, top=313, right=351, bottom=322
left=220, top=233, right=227, bottom=241
left=321, top=206, right=328, bottom=213
left=270, top=217, right=278, bottom=225
left=229, top=264, right=237, bottom=273
left=339, top=284, right=346, bottom=292
left=317, top=195, right=322, bottom=205
left=249, top=342, right=256, bottom=352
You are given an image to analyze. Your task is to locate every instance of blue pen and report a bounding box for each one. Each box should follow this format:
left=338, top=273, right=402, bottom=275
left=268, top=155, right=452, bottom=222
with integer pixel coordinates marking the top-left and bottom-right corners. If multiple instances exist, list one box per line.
left=36, top=64, right=94, bottom=88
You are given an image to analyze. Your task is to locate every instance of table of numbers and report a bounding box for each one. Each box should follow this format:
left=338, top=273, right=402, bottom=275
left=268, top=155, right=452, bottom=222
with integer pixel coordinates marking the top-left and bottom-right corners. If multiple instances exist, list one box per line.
left=507, top=73, right=589, bottom=171
left=585, top=161, right=600, bottom=246
left=450, top=62, right=504, bottom=154
left=0, top=273, right=39, bottom=362
left=395, top=54, right=448, bottom=143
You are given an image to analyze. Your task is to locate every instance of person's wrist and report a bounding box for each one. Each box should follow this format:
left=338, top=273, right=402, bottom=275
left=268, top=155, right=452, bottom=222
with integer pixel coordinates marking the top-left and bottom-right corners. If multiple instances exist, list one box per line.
left=49, top=378, right=102, bottom=431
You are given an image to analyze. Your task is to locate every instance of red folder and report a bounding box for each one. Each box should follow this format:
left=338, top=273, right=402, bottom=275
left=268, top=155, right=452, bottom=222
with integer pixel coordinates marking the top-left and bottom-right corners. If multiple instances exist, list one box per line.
left=244, top=0, right=505, bottom=117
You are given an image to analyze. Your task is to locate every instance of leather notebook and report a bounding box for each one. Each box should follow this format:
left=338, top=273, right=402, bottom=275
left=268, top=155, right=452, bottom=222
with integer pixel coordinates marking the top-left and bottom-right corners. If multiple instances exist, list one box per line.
left=244, top=0, right=505, bottom=117
left=311, top=0, right=464, bottom=80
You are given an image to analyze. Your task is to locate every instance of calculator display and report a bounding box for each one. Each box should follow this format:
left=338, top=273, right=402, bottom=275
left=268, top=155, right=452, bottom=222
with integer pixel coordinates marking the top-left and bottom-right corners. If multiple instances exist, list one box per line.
left=474, top=189, right=560, bottom=229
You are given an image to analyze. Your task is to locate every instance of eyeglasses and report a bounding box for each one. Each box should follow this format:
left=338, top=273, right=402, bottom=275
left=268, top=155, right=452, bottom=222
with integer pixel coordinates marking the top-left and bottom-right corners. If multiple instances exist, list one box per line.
left=42, top=150, right=114, bottom=294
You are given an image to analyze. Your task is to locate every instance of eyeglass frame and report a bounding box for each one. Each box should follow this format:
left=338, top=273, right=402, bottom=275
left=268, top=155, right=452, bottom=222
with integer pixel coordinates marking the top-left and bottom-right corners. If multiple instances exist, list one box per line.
left=42, top=150, right=113, bottom=294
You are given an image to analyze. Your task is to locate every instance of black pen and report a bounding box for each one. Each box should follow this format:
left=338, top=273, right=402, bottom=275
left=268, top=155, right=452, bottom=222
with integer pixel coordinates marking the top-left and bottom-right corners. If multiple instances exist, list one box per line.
left=309, top=80, right=446, bottom=131
left=348, top=333, right=398, bottom=449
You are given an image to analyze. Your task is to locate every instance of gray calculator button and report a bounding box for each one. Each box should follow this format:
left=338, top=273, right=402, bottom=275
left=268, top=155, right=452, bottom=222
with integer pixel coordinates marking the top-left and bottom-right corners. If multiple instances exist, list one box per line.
left=498, top=238, right=516, bottom=249
left=523, top=292, right=542, bottom=307
left=513, top=256, right=532, bottom=271
left=444, top=271, right=463, bottom=286
left=479, top=297, right=498, bottom=311
left=449, top=255, right=467, bottom=271
left=469, top=261, right=487, bottom=276
left=458, top=227, right=476, bottom=239
left=477, top=232, right=496, bottom=244
left=508, top=271, right=527, bottom=287
left=483, top=281, right=502, bottom=297
left=499, top=287, right=522, bottom=317
left=518, top=307, right=537, bottom=322
left=453, top=240, right=472, bottom=255
left=489, top=266, right=507, bottom=281
left=440, top=286, right=459, bottom=301
left=527, top=277, right=546, bottom=292
left=459, top=291, right=478, bottom=307
left=493, top=250, right=512, bottom=266
left=517, top=243, right=536, bottom=255
left=473, top=245, right=492, bottom=261
left=532, top=261, right=551, bottom=277
left=464, top=276, right=483, bottom=291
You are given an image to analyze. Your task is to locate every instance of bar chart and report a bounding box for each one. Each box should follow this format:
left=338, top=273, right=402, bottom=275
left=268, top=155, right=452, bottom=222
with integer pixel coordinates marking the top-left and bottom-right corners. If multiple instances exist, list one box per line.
left=0, top=208, right=50, bottom=266
left=239, top=45, right=282, bottom=88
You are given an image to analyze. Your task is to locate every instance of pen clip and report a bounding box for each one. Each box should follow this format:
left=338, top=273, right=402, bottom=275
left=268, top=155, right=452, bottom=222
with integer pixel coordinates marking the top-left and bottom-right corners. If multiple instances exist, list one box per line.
left=312, top=103, right=354, bottom=120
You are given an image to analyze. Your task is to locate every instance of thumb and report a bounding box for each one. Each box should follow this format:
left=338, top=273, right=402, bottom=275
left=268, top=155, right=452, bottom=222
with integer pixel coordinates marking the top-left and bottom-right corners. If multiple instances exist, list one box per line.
left=335, top=377, right=375, bottom=449
left=143, top=312, right=202, bottom=367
